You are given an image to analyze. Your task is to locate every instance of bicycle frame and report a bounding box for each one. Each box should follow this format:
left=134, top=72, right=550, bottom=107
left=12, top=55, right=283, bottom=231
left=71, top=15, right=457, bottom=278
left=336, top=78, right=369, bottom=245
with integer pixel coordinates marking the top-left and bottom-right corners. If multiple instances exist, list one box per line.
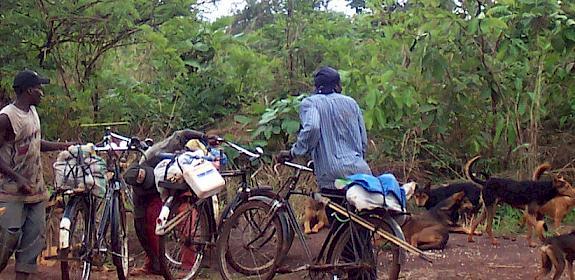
left=58, top=128, right=145, bottom=267
left=246, top=161, right=432, bottom=275
left=155, top=139, right=273, bottom=240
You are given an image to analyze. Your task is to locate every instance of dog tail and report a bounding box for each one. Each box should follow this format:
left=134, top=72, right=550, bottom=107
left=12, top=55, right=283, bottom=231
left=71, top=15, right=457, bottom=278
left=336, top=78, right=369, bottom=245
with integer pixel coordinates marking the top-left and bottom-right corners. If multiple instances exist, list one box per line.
left=465, top=156, right=486, bottom=186
left=532, top=162, right=552, bottom=181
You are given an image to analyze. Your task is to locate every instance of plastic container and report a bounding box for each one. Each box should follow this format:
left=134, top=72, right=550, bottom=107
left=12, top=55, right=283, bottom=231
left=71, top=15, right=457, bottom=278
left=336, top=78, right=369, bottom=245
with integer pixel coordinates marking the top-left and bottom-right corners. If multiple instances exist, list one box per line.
left=182, top=161, right=225, bottom=199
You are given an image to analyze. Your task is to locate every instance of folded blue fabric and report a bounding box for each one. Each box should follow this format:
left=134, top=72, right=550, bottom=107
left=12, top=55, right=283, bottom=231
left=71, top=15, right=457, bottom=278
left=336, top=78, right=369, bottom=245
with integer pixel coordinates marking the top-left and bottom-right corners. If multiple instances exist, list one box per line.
left=345, top=173, right=406, bottom=209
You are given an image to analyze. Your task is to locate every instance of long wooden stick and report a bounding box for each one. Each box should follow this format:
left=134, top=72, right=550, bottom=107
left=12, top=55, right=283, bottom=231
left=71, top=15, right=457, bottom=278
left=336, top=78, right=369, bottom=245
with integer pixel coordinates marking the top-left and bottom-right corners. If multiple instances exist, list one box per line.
left=319, top=197, right=433, bottom=263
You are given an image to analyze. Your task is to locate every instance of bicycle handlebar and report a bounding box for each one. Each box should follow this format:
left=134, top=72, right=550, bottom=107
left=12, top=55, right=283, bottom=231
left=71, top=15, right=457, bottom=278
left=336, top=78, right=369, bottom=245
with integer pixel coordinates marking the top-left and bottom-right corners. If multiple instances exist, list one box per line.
left=282, top=161, right=313, bottom=172
left=213, top=137, right=263, bottom=160
left=156, top=152, right=217, bottom=162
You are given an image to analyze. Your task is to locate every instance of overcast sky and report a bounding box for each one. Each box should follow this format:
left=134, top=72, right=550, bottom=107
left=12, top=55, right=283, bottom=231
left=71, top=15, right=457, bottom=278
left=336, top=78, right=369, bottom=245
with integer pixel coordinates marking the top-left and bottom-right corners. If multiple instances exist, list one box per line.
left=199, top=0, right=355, bottom=21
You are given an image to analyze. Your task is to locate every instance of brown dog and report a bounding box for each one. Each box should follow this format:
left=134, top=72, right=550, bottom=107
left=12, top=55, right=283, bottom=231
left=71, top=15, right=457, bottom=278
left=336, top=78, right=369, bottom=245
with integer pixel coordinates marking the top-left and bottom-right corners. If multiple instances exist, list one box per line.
left=303, top=198, right=329, bottom=234
left=402, top=191, right=467, bottom=250
left=526, top=165, right=575, bottom=237
left=466, top=157, right=575, bottom=246
left=0, top=207, right=4, bottom=216
left=536, top=231, right=575, bottom=280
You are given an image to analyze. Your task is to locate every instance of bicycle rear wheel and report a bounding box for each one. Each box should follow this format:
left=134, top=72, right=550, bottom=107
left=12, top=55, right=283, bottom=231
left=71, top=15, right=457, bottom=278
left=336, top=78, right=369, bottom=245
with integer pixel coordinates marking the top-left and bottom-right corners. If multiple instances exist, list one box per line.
left=158, top=198, right=211, bottom=280
left=110, top=192, right=129, bottom=280
left=60, top=197, right=92, bottom=280
left=215, top=200, right=283, bottom=280
left=322, top=216, right=400, bottom=280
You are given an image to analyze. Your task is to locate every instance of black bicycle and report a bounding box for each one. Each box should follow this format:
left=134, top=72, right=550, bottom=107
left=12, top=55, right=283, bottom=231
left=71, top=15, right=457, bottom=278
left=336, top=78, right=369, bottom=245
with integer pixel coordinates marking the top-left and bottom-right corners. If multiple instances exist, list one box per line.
left=215, top=161, right=433, bottom=280
left=155, top=138, right=294, bottom=280
left=57, top=127, right=148, bottom=280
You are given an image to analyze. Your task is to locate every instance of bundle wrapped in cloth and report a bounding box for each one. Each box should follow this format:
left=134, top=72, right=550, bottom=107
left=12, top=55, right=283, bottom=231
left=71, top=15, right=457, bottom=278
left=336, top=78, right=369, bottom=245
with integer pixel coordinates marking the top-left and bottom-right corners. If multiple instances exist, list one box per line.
left=53, top=144, right=107, bottom=197
left=336, top=173, right=409, bottom=214
left=154, top=139, right=225, bottom=200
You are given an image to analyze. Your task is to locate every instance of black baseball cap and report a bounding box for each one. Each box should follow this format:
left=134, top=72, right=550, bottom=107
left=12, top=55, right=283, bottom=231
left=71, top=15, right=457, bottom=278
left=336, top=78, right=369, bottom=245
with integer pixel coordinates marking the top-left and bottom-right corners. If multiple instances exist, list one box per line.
left=314, top=66, right=340, bottom=94
left=12, top=69, right=50, bottom=90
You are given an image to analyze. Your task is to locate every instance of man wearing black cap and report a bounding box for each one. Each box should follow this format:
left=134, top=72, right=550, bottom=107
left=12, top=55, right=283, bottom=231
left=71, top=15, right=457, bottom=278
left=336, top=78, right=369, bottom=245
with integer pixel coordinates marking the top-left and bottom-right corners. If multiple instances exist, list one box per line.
left=277, top=66, right=375, bottom=279
left=277, top=66, right=372, bottom=189
left=0, top=70, right=74, bottom=279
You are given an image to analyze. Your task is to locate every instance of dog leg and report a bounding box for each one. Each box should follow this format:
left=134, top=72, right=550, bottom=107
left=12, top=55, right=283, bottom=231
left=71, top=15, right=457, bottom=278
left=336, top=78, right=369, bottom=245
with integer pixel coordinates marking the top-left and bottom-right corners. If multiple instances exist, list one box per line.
left=448, top=225, right=469, bottom=234
left=553, top=261, right=565, bottom=280
left=550, top=250, right=565, bottom=280
left=485, top=205, right=498, bottom=245
left=415, top=227, right=448, bottom=250
left=568, top=260, right=575, bottom=280
left=304, top=220, right=312, bottom=234
left=468, top=208, right=486, bottom=243
left=553, top=210, right=567, bottom=235
left=312, top=207, right=329, bottom=233
left=536, top=246, right=552, bottom=280
left=311, top=221, right=324, bottom=233
left=524, top=213, right=545, bottom=245
left=410, top=233, right=421, bottom=248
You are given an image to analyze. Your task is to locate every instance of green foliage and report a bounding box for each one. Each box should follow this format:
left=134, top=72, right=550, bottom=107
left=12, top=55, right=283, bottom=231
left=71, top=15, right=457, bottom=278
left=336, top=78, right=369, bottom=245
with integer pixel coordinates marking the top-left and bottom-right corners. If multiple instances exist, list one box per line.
left=0, top=0, right=574, bottom=178
left=253, top=95, right=306, bottom=148
left=492, top=204, right=525, bottom=235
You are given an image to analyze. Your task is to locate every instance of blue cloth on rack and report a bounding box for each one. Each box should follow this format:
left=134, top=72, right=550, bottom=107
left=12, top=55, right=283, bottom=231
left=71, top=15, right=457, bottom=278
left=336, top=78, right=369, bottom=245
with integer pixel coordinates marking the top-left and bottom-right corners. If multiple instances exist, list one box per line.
left=345, top=173, right=406, bottom=209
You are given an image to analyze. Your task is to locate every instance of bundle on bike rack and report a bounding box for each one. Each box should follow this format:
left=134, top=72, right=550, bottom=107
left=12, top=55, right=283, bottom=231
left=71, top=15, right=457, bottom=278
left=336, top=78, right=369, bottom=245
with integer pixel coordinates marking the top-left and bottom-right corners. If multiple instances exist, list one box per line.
left=53, top=144, right=107, bottom=197
left=154, top=149, right=225, bottom=200
left=336, top=173, right=407, bottom=214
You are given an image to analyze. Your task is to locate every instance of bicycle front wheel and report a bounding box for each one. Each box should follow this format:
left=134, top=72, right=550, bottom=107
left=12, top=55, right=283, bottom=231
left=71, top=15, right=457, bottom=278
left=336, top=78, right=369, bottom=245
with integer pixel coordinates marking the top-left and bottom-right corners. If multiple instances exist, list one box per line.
left=60, top=197, right=92, bottom=280
left=323, top=216, right=400, bottom=280
left=110, top=192, right=129, bottom=280
left=158, top=198, right=211, bottom=280
left=215, top=200, right=283, bottom=280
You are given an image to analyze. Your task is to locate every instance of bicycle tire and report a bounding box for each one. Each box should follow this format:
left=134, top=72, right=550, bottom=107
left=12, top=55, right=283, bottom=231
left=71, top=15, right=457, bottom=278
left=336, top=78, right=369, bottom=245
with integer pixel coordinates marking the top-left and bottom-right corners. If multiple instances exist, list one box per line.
left=219, top=188, right=295, bottom=262
left=247, top=194, right=294, bottom=264
left=324, top=215, right=400, bottom=280
left=44, top=193, right=63, bottom=264
left=216, top=200, right=283, bottom=280
left=60, top=197, right=92, bottom=280
left=110, top=192, right=129, bottom=280
left=158, top=198, right=211, bottom=280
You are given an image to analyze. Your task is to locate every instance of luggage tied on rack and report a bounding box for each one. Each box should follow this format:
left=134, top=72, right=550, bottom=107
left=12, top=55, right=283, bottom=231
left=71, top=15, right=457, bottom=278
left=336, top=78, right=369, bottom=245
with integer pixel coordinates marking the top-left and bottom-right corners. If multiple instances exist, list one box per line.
left=154, top=141, right=225, bottom=200
left=336, top=173, right=407, bottom=213
left=53, top=144, right=107, bottom=197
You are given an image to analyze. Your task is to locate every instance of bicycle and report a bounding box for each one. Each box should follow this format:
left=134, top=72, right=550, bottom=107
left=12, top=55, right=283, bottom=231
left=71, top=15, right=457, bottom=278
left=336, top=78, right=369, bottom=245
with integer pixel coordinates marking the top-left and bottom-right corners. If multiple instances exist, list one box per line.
left=155, top=138, right=294, bottom=280
left=57, top=127, right=149, bottom=280
left=215, top=161, right=433, bottom=280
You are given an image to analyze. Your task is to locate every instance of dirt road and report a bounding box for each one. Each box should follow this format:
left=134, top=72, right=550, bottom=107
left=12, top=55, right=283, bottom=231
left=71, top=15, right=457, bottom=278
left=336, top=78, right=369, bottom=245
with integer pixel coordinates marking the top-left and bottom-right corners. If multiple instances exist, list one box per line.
left=0, top=232, right=547, bottom=280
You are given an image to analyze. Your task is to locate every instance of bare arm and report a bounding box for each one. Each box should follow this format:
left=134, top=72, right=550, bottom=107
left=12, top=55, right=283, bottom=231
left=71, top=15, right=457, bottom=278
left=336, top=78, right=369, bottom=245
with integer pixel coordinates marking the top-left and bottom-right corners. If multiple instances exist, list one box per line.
left=41, top=140, right=76, bottom=152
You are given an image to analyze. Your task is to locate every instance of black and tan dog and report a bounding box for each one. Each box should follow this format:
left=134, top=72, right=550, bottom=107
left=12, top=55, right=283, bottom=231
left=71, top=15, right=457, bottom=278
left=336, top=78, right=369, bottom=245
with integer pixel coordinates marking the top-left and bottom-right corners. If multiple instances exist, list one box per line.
left=536, top=230, right=575, bottom=280
left=402, top=191, right=467, bottom=250
left=465, top=156, right=575, bottom=246
left=413, top=182, right=481, bottom=234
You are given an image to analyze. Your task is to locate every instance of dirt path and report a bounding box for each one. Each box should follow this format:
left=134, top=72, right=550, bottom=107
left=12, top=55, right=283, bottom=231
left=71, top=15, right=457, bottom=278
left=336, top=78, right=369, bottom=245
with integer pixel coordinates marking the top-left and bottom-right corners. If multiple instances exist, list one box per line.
left=0, top=232, right=550, bottom=280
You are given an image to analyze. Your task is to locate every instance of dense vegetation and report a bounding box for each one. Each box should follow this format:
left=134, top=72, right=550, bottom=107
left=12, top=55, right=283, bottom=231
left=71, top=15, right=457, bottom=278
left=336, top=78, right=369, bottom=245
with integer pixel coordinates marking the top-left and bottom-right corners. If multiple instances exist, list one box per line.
left=1, top=0, right=574, bottom=181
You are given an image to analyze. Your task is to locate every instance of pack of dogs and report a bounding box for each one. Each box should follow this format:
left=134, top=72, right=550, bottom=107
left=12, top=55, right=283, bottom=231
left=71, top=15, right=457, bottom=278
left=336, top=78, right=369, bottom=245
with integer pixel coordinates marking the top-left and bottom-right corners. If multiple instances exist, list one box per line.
left=302, top=156, right=575, bottom=279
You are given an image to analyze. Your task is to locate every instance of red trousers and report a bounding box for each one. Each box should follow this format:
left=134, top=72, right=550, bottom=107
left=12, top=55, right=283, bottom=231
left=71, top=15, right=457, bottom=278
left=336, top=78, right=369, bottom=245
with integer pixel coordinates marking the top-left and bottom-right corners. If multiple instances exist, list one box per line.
left=143, top=194, right=198, bottom=270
